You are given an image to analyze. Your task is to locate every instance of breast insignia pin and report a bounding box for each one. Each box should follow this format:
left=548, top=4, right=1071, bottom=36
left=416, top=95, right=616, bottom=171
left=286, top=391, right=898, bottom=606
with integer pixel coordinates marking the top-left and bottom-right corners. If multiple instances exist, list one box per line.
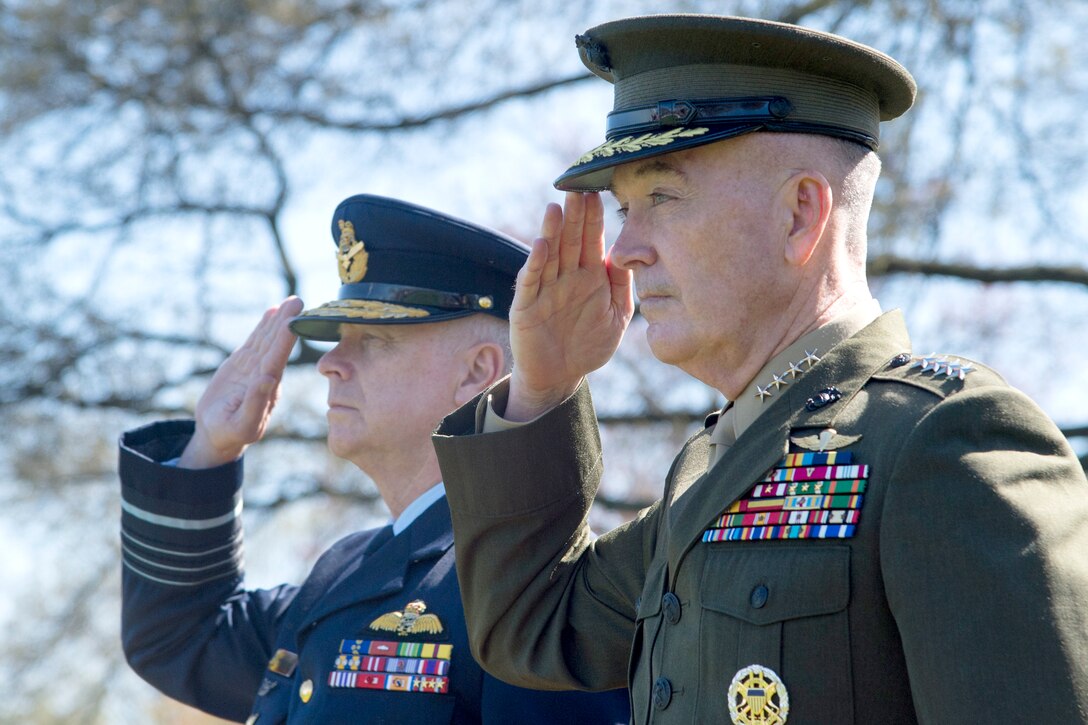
left=369, top=600, right=444, bottom=636
left=728, top=665, right=789, bottom=724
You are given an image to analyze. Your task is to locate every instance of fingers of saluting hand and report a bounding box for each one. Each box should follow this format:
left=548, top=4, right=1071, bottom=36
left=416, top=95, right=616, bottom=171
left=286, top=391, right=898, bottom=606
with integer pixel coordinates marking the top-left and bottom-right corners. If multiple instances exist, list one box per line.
left=531, top=192, right=605, bottom=292
left=575, top=192, right=606, bottom=271
left=555, top=192, right=605, bottom=277
left=557, top=192, right=595, bottom=276
left=233, top=298, right=302, bottom=422
left=260, top=296, right=304, bottom=378
left=534, top=202, right=564, bottom=288
left=234, top=297, right=303, bottom=378
left=518, top=203, right=562, bottom=302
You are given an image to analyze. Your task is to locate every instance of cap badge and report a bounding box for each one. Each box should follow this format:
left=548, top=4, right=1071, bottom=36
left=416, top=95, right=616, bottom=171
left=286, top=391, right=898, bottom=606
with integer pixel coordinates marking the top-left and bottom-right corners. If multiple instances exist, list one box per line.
left=369, top=600, right=444, bottom=637
left=575, top=127, right=709, bottom=166
left=337, top=219, right=369, bottom=283
left=728, top=665, right=789, bottom=724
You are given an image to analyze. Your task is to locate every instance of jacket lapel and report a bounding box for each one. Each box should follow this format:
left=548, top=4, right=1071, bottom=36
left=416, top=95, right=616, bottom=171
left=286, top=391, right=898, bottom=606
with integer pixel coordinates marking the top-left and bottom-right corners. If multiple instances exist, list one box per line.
left=666, top=403, right=791, bottom=574
left=301, top=498, right=455, bottom=628
left=664, top=311, right=912, bottom=573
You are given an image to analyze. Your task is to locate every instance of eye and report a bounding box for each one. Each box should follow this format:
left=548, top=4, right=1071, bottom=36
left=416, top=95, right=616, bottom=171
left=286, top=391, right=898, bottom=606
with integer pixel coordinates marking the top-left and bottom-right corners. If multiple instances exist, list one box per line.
left=616, top=206, right=629, bottom=222
left=649, top=192, right=671, bottom=206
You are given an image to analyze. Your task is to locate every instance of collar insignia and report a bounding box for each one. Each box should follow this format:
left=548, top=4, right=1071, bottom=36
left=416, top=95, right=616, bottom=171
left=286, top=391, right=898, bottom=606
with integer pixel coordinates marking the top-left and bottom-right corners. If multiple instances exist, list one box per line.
left=337, top=219, right=369, bottom=283
left=753, top=350, right=820, bottom=403
left=369, top=600, right=444, bottom=636
left=728, top=665, right=790, bottom=724
left=267, top=648, right=299, bottom=677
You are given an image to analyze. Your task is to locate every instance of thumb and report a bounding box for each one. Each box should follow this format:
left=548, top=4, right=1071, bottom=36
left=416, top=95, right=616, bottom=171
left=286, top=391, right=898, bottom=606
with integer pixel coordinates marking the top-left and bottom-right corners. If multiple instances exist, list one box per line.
left=606, top=254, right=635, bottom=319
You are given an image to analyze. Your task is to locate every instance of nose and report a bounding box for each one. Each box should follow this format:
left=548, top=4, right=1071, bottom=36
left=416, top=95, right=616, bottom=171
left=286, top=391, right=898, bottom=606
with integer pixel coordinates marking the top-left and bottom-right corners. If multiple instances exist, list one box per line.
left=317, top=343, right=347, bottom=379
left=609, top=222, right=656, bottom=271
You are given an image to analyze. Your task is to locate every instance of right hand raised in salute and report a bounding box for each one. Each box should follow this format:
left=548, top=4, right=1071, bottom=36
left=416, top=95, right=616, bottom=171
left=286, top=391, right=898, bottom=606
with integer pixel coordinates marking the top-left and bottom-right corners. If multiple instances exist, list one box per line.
left=178, top=296, right=304, bottom=469
left=505, top=192, right=634, bottom=422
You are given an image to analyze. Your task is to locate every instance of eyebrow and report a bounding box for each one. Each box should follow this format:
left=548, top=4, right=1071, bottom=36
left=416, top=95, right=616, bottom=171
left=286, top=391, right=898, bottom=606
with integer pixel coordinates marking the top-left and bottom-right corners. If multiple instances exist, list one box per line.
left=632, top=159, right=687, bottom=179
left=610, top=158, right=688, bottom=196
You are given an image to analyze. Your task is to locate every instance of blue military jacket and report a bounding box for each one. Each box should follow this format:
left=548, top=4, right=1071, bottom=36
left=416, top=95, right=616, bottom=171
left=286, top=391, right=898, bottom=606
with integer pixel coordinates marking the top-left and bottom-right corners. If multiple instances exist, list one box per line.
left=118, top=420, right=629, bottom=724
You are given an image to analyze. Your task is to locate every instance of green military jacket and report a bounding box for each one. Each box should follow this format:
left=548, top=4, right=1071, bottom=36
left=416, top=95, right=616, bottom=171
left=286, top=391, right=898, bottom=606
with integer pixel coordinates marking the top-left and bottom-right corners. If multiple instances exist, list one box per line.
left=433, top=311, right=1088, bottom=724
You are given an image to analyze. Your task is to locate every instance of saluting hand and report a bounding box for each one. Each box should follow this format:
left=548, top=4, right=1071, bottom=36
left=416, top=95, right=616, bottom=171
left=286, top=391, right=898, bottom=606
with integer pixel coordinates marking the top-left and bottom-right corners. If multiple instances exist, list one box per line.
left=178, top=296, right=304, bottom=469
left=506, top=192, right=634, bottom=421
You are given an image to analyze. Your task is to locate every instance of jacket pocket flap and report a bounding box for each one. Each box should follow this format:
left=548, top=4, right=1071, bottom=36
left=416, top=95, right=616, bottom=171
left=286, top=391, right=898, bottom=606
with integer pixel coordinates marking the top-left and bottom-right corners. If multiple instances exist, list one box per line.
left=700, top=545, right=850, bottom=625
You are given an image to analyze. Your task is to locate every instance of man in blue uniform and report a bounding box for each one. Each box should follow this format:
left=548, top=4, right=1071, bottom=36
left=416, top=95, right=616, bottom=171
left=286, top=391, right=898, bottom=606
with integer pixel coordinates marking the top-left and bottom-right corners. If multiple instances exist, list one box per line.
left=117, top=194, right=629, bottom=724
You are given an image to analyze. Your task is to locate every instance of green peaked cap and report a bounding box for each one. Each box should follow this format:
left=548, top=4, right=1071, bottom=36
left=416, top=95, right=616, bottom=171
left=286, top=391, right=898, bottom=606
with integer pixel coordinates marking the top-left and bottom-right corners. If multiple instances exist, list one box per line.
left=555, top=14, right=916, bottom=191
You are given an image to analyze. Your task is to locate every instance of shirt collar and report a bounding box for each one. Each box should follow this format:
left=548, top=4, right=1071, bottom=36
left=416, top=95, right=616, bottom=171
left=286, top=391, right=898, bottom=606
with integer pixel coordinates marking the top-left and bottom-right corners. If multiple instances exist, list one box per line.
left=392, top=482, right=446, bottom=536
left=717, top=300, right=882, bottom=443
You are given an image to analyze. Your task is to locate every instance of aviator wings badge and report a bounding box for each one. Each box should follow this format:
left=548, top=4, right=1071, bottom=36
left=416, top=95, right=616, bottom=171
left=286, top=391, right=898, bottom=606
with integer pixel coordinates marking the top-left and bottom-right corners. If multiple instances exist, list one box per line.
left=369, top=600, right=444, bottom=637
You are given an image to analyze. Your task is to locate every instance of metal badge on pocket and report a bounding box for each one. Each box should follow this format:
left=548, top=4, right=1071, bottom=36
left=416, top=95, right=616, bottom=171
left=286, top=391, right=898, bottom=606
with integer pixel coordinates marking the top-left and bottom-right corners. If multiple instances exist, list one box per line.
left=728, top=665, right=789, bottom=724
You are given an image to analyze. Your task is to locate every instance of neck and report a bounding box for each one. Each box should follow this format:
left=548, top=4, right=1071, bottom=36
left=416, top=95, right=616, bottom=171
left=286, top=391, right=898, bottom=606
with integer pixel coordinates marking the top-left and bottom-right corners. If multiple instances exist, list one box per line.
left=354, top=449, right=444, bottom=520
left=708, top=287, right=876, bottom=400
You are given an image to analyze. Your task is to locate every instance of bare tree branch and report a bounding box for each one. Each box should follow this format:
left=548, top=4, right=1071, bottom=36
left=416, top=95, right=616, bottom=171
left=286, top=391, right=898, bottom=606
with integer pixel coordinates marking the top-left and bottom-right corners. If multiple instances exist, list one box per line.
left=868, top=255, right=1088, bottom=287
left=243, top=72, right=594, bottom=132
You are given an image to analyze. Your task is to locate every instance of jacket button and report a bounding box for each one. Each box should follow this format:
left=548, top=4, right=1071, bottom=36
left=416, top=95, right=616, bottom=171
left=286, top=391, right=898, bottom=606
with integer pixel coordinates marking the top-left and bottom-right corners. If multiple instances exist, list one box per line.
left=750, top=584, right=769, bottom=608
left=299, top=678, right=313, bottom=703
left=652, top=677, right=673, bottom=710
left=662, top=592, right=682, bottom=624
left=890, top=352, right=911, bottom=368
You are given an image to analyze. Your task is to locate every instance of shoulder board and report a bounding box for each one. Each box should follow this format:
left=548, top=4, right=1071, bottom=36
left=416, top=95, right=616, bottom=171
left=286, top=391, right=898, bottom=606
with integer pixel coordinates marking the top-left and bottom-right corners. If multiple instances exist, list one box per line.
left=870, top=352, right=1007, bottom=397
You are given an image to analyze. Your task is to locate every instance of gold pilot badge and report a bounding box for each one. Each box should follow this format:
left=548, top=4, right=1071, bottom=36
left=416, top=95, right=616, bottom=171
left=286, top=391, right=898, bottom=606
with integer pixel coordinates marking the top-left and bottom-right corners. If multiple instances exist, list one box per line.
left=336, top=219, right=369, bottom=283
left=369, top=600, right=445, bottom=636
left=728, top=665, right=789, bottom=725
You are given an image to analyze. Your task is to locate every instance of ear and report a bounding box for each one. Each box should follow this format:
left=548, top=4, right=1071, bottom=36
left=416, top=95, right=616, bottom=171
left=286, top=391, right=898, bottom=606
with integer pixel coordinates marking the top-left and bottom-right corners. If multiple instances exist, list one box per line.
left=453, top=341, right=505, bottom=406
left=782, top=171, right=832, bottom=267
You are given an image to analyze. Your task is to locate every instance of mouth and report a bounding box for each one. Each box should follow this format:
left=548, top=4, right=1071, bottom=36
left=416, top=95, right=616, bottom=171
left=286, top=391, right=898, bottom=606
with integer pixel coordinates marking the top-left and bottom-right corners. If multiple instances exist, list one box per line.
left=636, top=290, right=672, bottom=314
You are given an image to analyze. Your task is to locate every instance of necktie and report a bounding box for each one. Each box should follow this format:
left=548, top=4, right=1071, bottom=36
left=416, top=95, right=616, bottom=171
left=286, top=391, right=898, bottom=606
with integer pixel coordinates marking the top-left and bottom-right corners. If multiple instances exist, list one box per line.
left=708, top=405, right=737, bottom=470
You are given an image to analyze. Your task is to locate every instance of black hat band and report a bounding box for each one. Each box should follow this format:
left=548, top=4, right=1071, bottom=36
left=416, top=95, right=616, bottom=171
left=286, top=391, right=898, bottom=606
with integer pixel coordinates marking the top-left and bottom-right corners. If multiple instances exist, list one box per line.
left=338, top=282, right=495, bottom=312
left=606, top=96, right=793, bottom=136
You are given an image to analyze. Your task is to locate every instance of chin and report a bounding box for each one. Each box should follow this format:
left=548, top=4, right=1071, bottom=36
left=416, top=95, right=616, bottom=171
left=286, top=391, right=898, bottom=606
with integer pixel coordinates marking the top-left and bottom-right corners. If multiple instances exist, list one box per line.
left=325, top=425, right=362, bottom=460
left=325, top=436, right=350, bottom=460
left=644, top=322, right=694, bottom=365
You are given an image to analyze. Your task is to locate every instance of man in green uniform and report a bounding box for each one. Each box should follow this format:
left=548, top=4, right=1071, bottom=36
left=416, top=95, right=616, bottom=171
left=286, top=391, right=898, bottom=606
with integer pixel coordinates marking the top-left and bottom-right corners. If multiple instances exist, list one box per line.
left=432, top=14, right=1088, bottom=724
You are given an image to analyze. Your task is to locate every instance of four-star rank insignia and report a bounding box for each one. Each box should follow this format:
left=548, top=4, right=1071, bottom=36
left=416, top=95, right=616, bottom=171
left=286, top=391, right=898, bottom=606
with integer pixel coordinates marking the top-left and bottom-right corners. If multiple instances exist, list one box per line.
left=337, top=219, right=369, bottom=283
left=728, top=665, right=789, bottom=725
left=369, top=600, right=444, bottom=636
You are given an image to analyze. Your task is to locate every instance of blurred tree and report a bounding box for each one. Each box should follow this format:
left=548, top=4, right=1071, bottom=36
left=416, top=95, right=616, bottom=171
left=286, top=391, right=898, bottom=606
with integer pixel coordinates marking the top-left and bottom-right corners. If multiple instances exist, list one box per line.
left=1, top=0, right=1086, bottom=721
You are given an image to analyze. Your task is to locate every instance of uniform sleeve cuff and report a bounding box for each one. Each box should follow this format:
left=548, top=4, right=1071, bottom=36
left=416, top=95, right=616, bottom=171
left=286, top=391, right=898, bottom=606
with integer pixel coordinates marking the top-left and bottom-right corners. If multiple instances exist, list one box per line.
left=118, top=420, right=244, bottom=587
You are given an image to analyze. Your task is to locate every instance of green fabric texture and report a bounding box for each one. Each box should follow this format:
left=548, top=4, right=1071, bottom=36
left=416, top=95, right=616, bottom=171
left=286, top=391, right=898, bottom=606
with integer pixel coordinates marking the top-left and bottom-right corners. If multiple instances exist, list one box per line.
left=433, top=311, right=1088, bottom=724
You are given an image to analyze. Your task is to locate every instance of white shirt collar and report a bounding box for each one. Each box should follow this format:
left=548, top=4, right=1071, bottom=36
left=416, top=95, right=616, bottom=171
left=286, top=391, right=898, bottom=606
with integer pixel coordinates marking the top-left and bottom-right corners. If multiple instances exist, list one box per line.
left=392, top=482, right=446, bottom=536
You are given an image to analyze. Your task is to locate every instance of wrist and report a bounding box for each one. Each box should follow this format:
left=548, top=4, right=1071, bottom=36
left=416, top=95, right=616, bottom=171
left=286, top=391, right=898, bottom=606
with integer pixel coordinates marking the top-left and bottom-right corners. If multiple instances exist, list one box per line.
left=505, top=374, right=582, bottom=423
left=177, top=428, right=243, bottom=469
